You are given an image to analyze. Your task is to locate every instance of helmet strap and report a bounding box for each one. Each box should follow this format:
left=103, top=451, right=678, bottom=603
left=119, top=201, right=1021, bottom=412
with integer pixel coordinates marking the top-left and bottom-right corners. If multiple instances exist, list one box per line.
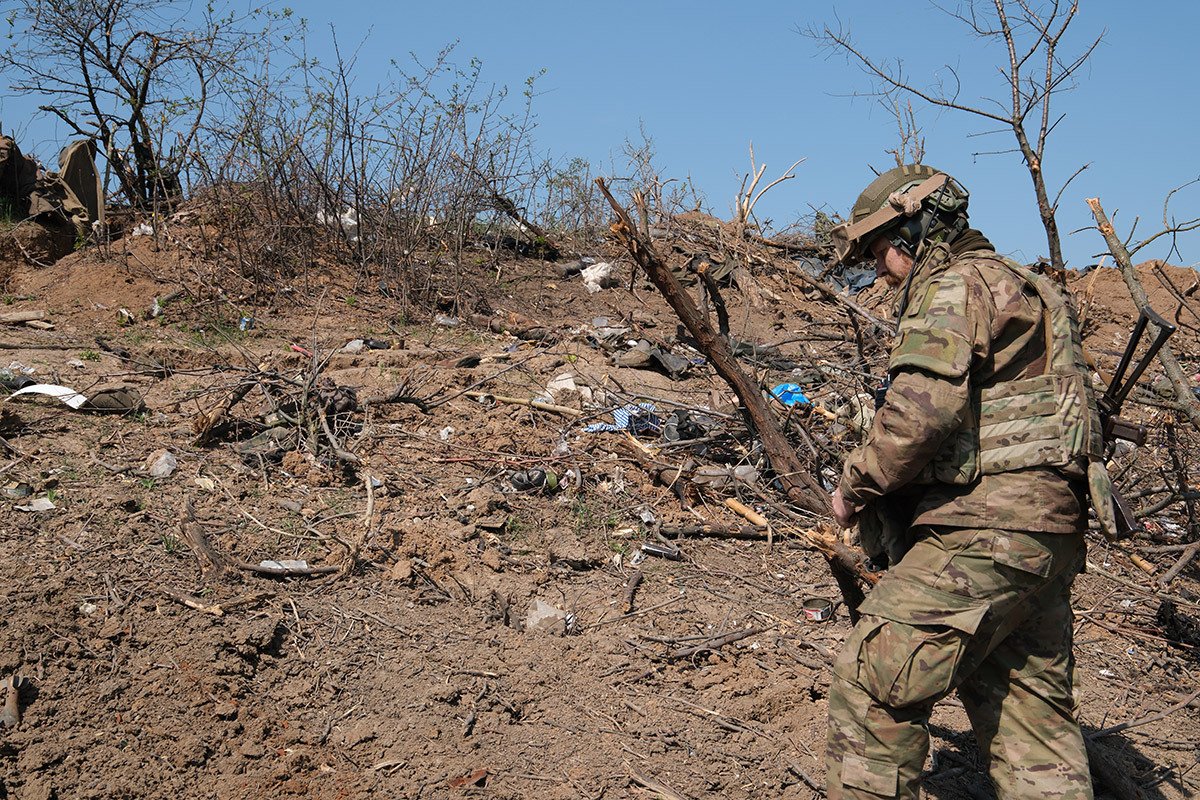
left=895, top=238, right=956, bottom=319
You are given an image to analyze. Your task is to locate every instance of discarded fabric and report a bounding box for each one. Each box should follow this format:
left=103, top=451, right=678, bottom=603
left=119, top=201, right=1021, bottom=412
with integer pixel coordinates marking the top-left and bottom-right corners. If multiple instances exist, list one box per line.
left=691, top=464, right=760, bottom=489
left=661, top=409, right=721, bottom=444
left=581, top=261, right=617, bottom=293
left=584, top=403, right=660, bottom=435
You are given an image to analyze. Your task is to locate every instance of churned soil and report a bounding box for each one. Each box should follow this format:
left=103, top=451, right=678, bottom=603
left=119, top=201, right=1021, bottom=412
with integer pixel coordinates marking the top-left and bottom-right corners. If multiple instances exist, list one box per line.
left=0, top=232, right=1197, bottom=800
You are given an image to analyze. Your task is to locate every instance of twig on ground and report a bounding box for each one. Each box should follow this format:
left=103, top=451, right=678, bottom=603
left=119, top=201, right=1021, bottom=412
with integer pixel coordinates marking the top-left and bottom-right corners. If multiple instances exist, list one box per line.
left=629, top=769, right=691, bottom=800
left=463, top=391, right=583, bottom=418
left=181, top=499, right=339, bottom=578
left=588, top=593, right=687, bottom=629
left=622, top=569, right=643, bottom=614
left=1089, top=686, right=1200, bottom=739
left=338, top=472, right=377, bottom=577
left=667, top=626, right=768, bottom=661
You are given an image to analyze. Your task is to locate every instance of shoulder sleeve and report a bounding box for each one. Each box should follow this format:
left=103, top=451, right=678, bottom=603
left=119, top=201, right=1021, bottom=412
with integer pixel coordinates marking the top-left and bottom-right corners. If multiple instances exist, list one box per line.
left=889, top=271, right=974, bottom=378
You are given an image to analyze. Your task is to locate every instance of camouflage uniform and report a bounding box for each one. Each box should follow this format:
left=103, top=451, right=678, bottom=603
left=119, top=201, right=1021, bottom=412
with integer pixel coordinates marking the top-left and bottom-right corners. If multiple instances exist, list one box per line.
left=827, top=236, right=1094, bottom=800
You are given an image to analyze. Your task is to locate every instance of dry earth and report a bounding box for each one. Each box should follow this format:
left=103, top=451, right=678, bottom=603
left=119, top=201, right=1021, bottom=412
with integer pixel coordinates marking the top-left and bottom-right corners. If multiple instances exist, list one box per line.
left=0, top=229, right=1197, bottom=799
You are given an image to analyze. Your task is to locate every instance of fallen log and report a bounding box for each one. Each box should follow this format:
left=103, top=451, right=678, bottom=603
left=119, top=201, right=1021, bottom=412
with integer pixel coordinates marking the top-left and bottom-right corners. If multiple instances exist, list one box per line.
left=596, top=177, right=870, bottom=619
left=0, top=310, right=46, bottom=324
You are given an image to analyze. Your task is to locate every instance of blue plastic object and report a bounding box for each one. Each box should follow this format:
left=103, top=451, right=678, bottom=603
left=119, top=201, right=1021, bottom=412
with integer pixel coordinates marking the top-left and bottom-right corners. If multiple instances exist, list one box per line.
left=771, top=383, right=810, bottom=407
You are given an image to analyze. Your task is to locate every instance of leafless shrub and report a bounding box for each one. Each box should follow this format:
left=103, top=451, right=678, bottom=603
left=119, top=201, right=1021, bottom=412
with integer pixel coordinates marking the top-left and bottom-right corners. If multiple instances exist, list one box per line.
left=0, top=0, right=273, bottom=211
left=185, top=36, right=570, bottom=311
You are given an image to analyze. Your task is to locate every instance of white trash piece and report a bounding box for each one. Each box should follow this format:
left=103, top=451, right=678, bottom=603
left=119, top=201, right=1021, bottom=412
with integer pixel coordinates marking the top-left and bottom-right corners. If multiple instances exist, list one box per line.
left=7, top=383, right=88, bottom=410
left=524, top=598, right=571, bottom=635
left=581, top=261, right=616, bottom=293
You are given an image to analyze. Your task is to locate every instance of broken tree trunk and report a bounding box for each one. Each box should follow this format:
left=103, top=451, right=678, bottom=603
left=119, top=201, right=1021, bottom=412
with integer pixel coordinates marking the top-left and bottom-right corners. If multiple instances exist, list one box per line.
left=596, top=177, right=870, bottom=617
left=1087, top=198, right=1200, bottom=430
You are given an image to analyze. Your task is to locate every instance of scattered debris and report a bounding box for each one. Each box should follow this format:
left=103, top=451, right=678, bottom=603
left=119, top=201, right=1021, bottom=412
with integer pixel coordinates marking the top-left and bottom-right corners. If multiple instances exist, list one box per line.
left=15, top=496, right=55, bottom=512
left=447, top=768, right=489, bottom=789
left=581, top=260, right=617, bottom=293
left=316, top=205, right=359, bottom=242
left=83, top=386, right=145, bottom=414
left=544, top=372, right=591, bottom=405
left=770, top=382, right=811, bottom=407
left=2, top=482, right=32, bottom=499
left=801, top=597, right=834, bottom=622
left=583, top=403, right=661, bottom=435
left=0, top=676, right=26, bottom=729
left=691, top=465, right=760, bottom=489
left=640, top=541, right=681, bottom=561
left=510, top=468, right=558, bottom=493
left=0, top=368, right=35, bottom=391
left=8, top=383, right=88, bottom=409
left=0, top=310, right=47, bottom=325
left=144, top=449, right=178, bottom=478
left=1157, top=600, right=1200, bottom=648
left=613, top=339, right=693, bottom=378
left=523, top=598, right=572, bottom=636
left=257, top=559, right=311, bottom=573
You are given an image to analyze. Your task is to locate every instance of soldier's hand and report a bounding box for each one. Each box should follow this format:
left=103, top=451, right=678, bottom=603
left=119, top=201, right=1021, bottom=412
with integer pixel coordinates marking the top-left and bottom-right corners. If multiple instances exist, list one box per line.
left=831, top=487, right=860, bottom=528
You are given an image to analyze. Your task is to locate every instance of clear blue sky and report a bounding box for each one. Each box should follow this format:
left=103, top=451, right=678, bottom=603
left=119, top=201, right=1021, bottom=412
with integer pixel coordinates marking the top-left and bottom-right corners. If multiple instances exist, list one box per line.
left=3, top=1, right=1196, bottom=269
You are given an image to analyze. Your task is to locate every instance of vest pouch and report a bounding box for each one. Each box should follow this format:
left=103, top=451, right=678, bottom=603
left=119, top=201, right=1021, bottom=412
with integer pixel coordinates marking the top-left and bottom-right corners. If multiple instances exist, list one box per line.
left=1088, top=459, right=1120, bottom=541
left=979, top=373, right=1068, bottom=473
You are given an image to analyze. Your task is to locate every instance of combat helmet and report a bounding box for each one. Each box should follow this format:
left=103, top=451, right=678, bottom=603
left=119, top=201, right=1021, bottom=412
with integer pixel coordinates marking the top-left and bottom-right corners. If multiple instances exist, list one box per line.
left=830, top=164, right=969, bottom=265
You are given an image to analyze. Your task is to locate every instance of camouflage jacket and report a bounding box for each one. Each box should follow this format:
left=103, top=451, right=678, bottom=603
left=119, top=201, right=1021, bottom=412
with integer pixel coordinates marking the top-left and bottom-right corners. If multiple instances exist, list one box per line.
left=840, top=240, right=1088, bottom=533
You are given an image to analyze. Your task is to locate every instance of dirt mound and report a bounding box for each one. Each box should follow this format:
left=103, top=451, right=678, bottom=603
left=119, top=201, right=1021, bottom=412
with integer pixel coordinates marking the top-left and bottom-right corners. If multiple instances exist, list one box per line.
left=0, top=220, right=77, bottom=287
left=0, top=227, right=1197, bottom=799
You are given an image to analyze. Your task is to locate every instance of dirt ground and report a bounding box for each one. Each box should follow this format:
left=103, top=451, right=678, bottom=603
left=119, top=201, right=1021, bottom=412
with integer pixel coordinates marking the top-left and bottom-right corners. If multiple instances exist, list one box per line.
left=0, top=231, right=1197, bottom=800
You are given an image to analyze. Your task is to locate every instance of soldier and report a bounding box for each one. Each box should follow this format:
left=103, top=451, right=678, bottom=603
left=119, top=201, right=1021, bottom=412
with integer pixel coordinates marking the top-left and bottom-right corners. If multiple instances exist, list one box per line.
left=823, top=165, right=1105, bottom=799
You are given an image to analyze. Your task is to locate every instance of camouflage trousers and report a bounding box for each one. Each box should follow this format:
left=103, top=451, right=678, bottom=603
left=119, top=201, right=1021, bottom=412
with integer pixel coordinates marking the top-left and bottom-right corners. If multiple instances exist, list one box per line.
left=826, top=526, right=1092, bottom=800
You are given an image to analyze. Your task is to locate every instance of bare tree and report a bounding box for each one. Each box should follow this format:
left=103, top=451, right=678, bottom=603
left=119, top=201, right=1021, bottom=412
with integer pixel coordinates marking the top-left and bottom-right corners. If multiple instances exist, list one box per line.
left=0, top=0, right=273, bottom=209
left=885, top=99, right=925, bottom=168
left=815, top=1, right=1103, bottom=269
